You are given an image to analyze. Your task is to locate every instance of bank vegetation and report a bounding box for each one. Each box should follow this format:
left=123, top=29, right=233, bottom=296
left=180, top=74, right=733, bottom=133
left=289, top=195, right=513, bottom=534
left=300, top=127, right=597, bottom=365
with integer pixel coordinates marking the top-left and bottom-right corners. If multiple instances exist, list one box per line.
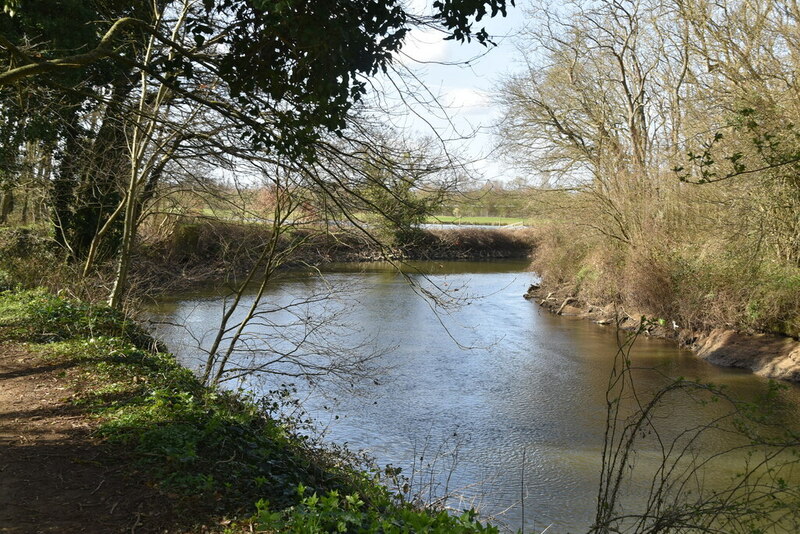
left=499, top=0, right=800, bottom=340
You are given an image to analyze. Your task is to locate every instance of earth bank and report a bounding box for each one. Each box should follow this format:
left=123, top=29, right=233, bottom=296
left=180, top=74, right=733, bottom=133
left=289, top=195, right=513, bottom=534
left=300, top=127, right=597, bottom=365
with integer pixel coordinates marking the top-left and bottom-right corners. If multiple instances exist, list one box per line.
left=525, top=285, right=800, bottom=383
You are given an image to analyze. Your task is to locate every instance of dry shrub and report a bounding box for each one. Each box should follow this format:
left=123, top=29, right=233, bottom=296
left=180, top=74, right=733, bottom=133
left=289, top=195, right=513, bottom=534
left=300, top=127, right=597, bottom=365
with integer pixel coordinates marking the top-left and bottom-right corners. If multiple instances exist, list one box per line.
left=530, top=222, right=625, bottom=303
left=529, top=223, right=591, bottom=289
left=425, top=227, right=535, bottom=257
left=167, top=219, right=274, bottom=264
left=532, top=217, right=800, bottom=337
left=739, top=264, right=800, bottom=337
left=620, top=245, right=677, bottom=320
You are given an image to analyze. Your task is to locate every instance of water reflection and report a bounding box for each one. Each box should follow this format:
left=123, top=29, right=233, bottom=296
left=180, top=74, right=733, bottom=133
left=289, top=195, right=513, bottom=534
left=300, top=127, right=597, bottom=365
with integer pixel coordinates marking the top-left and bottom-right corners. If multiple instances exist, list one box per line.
left=149, top=260, right=800, bottom=533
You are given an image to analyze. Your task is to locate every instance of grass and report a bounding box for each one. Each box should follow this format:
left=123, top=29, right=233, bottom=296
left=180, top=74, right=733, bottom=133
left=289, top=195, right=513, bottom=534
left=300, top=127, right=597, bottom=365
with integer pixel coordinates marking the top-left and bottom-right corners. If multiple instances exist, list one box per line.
left=0, top=288, right=500, bottom=533
left=425, top=215, right=528, bottom=226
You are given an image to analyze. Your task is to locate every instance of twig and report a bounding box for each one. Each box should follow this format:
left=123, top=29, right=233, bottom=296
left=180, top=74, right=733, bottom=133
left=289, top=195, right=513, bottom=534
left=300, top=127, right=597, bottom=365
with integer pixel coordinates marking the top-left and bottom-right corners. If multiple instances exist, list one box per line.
left=90, top=479, right=105, bottom=495
left=521, top=446, right=526, bottom=532
left=130, top=511, right=142, bottom=533
left=556, top=297, right=575, bottom=315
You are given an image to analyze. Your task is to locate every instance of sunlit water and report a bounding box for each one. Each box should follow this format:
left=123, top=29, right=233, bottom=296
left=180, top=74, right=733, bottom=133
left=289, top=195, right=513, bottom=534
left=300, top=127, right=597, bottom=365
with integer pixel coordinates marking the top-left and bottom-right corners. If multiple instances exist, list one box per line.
left=149, top=260, right=800, bottom=533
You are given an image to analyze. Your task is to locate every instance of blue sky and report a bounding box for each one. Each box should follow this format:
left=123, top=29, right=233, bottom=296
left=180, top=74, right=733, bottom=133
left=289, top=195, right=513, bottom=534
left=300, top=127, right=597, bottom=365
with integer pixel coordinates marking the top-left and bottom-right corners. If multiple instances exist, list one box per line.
left=384, top=1, right=529, bottom=183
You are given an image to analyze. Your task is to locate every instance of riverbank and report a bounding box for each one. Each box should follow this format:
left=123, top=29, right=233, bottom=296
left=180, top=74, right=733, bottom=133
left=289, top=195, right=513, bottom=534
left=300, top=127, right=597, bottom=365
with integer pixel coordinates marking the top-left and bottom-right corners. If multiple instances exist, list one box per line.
left=0, top=289, right=498, bottom=533
left=525, top=285, right=800, bottom=383
left=0, top=223, right=536, bottom=298
left=134, top=223, right=535, bottom=293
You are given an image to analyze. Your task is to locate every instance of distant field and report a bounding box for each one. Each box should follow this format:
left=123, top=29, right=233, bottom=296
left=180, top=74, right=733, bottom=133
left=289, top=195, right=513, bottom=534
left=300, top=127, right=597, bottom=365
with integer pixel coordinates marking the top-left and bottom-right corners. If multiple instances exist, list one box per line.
left=426, top=215, right=528, bottom=226
left=189, top=210, right=532, bottom=227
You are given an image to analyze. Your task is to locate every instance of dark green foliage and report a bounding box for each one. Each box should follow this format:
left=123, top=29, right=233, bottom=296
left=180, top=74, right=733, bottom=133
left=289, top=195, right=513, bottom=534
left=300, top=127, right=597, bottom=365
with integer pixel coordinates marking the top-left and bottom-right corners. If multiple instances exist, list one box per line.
left=361, top=172, right=439, bottom=247
left=97, top=372, right=314, bottom=510
left=0, top=227, right=76, bottom=292
left=51, top=89, right=129, bottom=261
left=434, top=0, right=514, bottom=44
left=1, top=1, right=153, bottom=260
left=187, top=0, right=514, bottom=158
left=0, top=269, right=12, bottom=291
left=202, top=0, right=408, bottom=157
left=0, top=288, right=154, bottom=346
left=257, top=486, right=499, bottom=533
left=0, top=226, right=51, bottom=259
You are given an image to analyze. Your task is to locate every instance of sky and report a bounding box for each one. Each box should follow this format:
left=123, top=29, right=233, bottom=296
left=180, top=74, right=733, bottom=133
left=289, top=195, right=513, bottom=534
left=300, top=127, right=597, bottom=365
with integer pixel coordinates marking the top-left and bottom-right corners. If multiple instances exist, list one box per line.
left=384, top=1, right=530, bottom=184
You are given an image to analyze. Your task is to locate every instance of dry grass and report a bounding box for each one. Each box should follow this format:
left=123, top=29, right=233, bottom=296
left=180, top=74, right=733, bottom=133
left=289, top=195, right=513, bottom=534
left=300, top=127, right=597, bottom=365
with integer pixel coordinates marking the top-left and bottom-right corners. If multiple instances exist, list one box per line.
left=531, top=220, right=800, bottom=337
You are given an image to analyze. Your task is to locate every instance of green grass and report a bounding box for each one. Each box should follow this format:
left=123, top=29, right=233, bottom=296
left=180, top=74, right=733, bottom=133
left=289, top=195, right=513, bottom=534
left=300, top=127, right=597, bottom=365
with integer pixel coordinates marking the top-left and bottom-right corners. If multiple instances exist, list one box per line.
left=425, top=215, right=528, bottom=226
left=0, top=289, right=500, bottom=533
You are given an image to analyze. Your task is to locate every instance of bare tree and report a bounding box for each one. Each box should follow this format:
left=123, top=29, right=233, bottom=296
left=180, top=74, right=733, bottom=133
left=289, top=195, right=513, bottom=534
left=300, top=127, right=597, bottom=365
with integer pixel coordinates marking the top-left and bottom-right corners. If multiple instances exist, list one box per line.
left=497, top=0, right=680, bottom=245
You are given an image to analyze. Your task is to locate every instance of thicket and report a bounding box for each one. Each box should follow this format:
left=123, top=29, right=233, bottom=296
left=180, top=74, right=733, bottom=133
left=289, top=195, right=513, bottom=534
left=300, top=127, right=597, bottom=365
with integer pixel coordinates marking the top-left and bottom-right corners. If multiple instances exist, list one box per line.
left=0, top=219, right=533, bottom=297
left=499, top=0, right=800, bottom=338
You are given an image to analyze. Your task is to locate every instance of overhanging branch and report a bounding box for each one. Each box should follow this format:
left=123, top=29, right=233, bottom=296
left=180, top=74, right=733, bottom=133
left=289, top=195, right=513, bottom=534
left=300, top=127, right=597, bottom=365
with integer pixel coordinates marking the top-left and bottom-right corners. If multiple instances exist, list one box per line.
left=0, top=17, right=140, bottom=86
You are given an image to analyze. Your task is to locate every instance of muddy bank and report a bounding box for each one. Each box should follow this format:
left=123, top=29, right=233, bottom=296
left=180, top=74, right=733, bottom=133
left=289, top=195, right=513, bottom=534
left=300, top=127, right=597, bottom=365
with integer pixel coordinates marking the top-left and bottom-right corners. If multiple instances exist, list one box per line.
left=134, top=225, right=536, bottom=293
left=287, top=227, right=536, bottom=263
left=524, top=285, right=800, bottom=383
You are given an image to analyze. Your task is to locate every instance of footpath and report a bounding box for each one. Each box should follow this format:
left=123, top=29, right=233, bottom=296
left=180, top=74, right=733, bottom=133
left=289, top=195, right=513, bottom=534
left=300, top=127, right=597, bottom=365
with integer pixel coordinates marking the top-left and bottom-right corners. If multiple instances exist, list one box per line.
left=0, top=341, right=187, bottom=533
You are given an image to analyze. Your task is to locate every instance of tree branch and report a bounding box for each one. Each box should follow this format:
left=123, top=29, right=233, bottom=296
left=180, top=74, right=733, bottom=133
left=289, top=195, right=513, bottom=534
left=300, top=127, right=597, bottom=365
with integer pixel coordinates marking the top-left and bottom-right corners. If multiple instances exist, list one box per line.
left=0, top=17, right=140, bottom=86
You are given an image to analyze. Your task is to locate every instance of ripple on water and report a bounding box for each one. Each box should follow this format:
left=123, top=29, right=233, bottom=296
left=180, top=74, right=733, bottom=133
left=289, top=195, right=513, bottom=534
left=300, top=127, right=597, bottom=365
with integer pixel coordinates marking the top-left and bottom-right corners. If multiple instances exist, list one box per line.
left=150, top=262, right=800, bottom=533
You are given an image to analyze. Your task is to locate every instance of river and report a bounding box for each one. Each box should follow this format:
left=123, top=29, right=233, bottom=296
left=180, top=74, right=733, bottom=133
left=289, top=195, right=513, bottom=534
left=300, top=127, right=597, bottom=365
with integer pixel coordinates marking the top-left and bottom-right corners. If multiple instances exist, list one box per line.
left=148, top=260, right=800, bottom=533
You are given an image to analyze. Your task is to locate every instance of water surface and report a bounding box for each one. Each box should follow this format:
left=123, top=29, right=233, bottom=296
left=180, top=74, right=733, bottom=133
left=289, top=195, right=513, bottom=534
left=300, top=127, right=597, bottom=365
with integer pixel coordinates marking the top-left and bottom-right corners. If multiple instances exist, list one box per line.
left=149, top=260, right=800, bottom=532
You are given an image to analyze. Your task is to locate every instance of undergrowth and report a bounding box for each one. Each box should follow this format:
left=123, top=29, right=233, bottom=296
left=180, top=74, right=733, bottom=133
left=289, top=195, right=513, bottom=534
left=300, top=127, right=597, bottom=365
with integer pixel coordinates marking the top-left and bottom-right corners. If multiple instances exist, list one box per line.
left=531, top=222, right=800, bottom=338
left=0, top=289, right=497, bottom=532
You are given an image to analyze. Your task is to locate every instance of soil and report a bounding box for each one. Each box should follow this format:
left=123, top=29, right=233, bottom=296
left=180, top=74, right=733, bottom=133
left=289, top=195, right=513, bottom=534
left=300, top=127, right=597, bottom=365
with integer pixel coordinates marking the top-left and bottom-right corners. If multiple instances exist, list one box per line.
left=524, top=285, right=800, bottom=383
left=0, top=342, right=203, bottom=533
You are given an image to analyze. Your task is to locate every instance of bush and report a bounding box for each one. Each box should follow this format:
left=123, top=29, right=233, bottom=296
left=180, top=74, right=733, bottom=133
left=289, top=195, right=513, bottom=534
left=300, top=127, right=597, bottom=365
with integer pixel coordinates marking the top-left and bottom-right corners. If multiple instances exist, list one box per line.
left=0, top=289, right=154, bottom=347
left=0, top=227, right=68, bottom=290
left=0, top=269, right=14, bottom=291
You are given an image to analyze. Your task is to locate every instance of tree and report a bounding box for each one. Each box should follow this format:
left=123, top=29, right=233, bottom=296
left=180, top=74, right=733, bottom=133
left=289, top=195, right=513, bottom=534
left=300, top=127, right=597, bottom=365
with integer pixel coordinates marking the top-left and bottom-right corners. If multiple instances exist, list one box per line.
left=0, top=0, right=158, bottom=260
left=1, top=0, right=516, bottom=308
left=494, top=0, right=800, bottom=342
left=670, top=0, right=800, bottom=267
left=497, top=0, right=692, bottom=245
left=188, top=122, right=460, bottom=386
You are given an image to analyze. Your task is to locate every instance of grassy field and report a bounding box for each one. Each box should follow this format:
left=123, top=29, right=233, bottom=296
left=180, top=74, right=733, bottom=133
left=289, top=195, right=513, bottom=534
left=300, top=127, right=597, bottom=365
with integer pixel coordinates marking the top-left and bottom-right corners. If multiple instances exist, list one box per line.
left=425, top=215, right=528, bottom=226
left=173, top=210, right=531, bottom=228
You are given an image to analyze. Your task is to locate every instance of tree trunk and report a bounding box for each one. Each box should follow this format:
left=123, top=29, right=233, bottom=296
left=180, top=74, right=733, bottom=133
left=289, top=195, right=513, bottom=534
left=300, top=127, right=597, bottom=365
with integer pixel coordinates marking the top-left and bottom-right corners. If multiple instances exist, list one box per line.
left=0, top=189, right=13, bottom=224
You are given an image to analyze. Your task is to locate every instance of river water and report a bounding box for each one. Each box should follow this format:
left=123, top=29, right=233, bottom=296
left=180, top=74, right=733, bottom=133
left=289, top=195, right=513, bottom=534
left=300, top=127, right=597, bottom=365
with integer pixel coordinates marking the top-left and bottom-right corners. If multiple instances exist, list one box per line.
left=149, top=260, right=800, bottom=533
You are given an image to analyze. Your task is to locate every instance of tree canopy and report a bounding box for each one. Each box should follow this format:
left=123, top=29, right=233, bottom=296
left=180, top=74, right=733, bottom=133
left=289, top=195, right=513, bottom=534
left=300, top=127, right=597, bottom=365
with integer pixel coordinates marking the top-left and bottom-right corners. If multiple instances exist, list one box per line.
left=0, top=0, right=515, bottom=308
left=1, top=0, right=514, bottom=157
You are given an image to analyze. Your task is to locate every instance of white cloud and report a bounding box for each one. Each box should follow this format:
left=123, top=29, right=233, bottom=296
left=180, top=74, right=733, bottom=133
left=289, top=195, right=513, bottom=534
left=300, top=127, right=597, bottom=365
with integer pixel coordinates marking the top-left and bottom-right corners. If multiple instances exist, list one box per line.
left=445, top=87, right=489, bottom=107
left=399, top=28, right=450, bottom=64
left=443, top=87, right=492, bottom=115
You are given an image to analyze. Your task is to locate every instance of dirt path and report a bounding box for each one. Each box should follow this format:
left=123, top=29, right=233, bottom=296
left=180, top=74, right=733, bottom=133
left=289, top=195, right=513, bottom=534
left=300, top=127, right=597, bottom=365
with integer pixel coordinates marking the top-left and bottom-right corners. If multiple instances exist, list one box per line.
left=0, top=342, right=187, bottom=533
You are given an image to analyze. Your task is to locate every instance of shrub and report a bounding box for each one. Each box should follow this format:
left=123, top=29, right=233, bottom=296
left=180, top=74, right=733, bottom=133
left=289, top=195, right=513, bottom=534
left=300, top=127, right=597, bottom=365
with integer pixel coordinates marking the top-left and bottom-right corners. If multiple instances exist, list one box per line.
left=256, top=485, right=499, bottom=534
left=531, top=221, right=800, bottom=336
left=0, top=289, right=154, bottom=347
left=0, top=227, right=68, bottom=290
